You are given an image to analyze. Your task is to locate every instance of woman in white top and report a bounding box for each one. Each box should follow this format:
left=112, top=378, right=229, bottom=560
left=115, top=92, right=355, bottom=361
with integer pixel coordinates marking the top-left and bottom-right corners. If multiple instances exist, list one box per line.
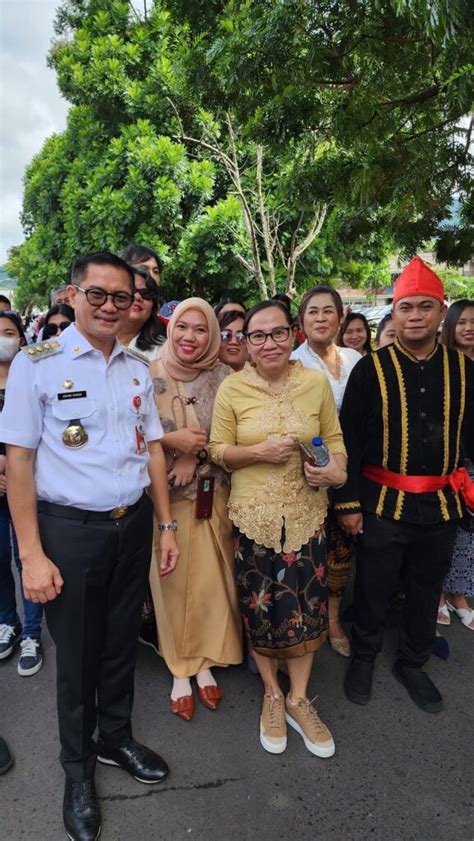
left=292, top=286, right=360, bottom=655
left=118, top=267, right=166, bottom=361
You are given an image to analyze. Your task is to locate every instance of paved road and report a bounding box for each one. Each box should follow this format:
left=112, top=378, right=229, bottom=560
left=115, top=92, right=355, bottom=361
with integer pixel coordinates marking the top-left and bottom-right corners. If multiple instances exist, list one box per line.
left=1, top=600, right=472, bottom=841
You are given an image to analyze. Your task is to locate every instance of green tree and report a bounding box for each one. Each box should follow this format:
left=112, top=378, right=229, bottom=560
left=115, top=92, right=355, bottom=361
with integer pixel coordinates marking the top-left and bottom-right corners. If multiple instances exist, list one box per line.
left=9, top=2, right=251, bottom=308
left=7, top=0, right=473, bottom=308
left=164, top=0, right=473, bottom=260
left=437, top=267, right=474, bottom=297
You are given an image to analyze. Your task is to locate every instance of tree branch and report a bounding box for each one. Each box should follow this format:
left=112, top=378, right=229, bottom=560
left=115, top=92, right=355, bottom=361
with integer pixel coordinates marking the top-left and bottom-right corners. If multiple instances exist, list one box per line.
left=171, top=131, right=237, bottom=174
left=378, top=84, right=440, bottom=109
left=256, top=146, right=276, bottom=293
left=285, top=204, right=328, bottom=295
left=226, top=114, right=267, bottom=298
left=235, top=253, right=254, bottom=273
left=461, top=116, right=473, bottom=158
left=400, top=115, right=458, bottom=143
left=127, top=1, right=142, bottom=23
left=166, top=97, right=184, bottom=137
left=288, top=211, right=305, bottom=265
left=294, top=204, right=327, bottom=259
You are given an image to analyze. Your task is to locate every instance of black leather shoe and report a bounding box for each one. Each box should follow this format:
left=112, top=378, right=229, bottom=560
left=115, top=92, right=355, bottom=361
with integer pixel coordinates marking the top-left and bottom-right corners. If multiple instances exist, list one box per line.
left=97, top=739, right=169, bottom=784
left=344, top=659, right=374, bottom=705
left=393, top=660, right=443, bottom=713
left=63, top=778, right=101, bottom=841
left=0, top=737, right=13, bottom=774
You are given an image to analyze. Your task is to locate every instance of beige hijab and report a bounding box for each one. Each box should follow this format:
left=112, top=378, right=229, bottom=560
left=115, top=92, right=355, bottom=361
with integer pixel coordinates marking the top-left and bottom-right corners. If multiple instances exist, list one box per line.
left=160, top=297, right=221, bottom=382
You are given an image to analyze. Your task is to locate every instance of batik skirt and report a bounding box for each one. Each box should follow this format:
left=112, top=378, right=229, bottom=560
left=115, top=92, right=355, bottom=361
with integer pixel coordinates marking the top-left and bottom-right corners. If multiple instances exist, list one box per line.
left=235, top=526, right=328, bottom=659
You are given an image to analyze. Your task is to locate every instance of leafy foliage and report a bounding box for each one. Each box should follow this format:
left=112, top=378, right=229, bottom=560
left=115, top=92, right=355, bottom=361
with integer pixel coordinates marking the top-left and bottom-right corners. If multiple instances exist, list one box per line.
left=7, top=0, right=473, bottom=308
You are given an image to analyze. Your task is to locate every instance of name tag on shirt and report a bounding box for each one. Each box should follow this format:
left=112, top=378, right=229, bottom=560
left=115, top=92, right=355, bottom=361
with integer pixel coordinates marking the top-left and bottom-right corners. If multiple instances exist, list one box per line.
left=57, top=391, right=87, bottom=401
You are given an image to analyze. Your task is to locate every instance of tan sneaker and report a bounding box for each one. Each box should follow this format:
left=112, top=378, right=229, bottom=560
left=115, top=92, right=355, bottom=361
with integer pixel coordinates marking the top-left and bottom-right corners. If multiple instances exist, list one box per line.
left=285, top=696, right=335, bottom=758
left=260, top=694, right=287, bottom=754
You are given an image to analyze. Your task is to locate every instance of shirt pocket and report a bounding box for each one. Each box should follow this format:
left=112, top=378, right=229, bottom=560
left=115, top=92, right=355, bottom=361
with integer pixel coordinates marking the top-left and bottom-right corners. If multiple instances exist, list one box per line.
left=51, top=398, right=97, bottom=422
left=50, top=398, right=99, bottom=447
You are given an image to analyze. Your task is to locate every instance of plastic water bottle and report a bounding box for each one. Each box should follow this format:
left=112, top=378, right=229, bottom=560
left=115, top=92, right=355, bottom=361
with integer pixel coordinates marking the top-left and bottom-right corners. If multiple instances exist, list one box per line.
left=310, top=436, right=330, bottom=490
left=310, top=436, right=330, bottom=467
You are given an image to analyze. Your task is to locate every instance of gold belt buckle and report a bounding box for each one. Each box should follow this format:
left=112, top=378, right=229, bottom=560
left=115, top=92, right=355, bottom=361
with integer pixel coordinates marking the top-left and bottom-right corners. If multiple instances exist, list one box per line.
left=110, top=505, right=128, bottom=520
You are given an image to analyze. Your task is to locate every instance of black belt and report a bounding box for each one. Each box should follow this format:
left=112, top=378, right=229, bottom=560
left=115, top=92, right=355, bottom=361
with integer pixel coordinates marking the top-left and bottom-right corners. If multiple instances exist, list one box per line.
left=37, top=493, right=145, bottom=523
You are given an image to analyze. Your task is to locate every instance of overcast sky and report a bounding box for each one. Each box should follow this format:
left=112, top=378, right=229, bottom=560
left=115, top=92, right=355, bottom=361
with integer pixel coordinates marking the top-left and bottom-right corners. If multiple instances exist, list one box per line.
left=0, top=0, right=69, bottom=264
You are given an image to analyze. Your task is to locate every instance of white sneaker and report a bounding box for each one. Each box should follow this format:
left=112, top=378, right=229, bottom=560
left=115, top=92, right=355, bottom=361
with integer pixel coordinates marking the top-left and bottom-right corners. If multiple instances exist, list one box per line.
left=260, top=694, right=287, bottom=754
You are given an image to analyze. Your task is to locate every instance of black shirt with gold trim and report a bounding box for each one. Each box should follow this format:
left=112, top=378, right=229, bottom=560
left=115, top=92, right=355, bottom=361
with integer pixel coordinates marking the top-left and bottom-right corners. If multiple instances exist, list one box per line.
left=333, top=339, right=474, bottom=524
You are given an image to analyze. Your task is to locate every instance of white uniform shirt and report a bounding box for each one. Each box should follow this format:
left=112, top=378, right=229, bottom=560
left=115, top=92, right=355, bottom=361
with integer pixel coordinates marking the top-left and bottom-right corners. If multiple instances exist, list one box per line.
left=291, top=341, right=361, bottom=413
left=0, top=324, right=163, bottom=510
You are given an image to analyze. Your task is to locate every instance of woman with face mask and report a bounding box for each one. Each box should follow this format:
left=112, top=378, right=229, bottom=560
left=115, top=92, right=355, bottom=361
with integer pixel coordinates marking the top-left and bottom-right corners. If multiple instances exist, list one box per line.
left=0, top=312, right=45, bottom=677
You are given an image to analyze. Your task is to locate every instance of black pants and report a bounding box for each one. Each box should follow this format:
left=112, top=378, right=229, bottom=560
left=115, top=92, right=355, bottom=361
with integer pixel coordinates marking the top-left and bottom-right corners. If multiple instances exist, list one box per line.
left=352, top=513, right=458, bottom=667
left=42, top=494, right=153, bottom=781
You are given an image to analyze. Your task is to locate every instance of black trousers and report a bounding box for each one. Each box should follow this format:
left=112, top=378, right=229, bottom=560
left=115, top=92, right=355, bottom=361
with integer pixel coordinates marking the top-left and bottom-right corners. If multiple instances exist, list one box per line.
left=352, top=512, right=458, bottom=667
left=42, top=494, right=153, bottom=781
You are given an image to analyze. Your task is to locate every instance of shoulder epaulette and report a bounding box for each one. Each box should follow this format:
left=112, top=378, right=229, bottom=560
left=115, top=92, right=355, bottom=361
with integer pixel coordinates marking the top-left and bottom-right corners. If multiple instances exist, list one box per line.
left=125, top=346, right=150, bottom=367
left=22, top=340, right=63, bottom=362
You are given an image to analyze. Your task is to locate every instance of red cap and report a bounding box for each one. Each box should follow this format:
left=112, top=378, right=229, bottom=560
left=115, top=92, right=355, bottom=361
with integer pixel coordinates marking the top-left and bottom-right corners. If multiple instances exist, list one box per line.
left=393, top=256, right=445, bottom=304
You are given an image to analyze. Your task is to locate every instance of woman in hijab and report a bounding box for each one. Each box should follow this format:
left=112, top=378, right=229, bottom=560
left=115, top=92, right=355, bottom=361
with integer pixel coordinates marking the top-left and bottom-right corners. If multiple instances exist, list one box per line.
left=148, top=299, right=242, bottom=721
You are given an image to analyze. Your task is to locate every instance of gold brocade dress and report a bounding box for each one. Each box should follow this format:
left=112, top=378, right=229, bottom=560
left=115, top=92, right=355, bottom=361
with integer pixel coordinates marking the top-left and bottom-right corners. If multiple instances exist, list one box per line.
left=209, top=361, right=346, bottom=658
left=148, top=360, right=242, bottom=678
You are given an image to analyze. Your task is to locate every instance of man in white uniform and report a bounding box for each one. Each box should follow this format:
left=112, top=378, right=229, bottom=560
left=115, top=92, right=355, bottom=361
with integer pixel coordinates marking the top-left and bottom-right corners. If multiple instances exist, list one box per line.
left=0, top=252, right=179, bottom=841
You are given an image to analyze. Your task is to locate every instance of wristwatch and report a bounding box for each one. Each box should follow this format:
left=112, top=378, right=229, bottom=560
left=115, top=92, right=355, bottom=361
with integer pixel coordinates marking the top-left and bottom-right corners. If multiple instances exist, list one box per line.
left=158, top=520, right=178, bottom=531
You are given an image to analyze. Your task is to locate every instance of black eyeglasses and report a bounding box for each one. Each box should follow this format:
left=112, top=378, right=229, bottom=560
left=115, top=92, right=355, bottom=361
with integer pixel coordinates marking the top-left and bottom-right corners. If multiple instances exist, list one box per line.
left=220, top=329, right=245, bottom=344
left=44, top=321, right=71, bottom=337
left=73, top=284, right=133, bottom=310
left=134, top=287, right=157, bottom=302
left=245, top=327, right=291, bottom=346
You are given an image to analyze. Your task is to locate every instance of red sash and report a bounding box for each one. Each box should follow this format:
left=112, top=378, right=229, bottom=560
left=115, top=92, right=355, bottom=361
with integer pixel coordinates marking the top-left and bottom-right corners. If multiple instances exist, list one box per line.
left=361, top=464, right=474, bottom=510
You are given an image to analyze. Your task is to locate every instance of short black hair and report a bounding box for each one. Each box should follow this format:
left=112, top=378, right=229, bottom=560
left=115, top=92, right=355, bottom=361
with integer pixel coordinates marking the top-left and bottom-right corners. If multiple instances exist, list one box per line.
left=243, top=300, right=293, bottom=333
left=213, top=297, right=246, bottom=318
left=119, top=243, right=162, bottom=273
left=272, top=293, right=293, bottom=317
left=375, top=313, right=394, bottom=343
left=0, top=295, right=11, bottom=306
left=71, top=251, right=134, bottom=289
left=49, top=285, right=68, bottom=305
left=218, top=309, right=246, bottom=331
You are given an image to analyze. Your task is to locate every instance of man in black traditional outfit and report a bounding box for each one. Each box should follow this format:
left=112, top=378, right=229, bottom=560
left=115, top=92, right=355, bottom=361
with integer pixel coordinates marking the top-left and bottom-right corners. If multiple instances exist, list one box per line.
left=334, top=256, right=474, bottom=712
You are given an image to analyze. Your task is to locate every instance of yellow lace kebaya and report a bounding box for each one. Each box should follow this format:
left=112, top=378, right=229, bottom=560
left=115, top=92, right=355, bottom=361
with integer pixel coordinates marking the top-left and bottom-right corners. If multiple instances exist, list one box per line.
left=209, top=360, right=346, bottom=553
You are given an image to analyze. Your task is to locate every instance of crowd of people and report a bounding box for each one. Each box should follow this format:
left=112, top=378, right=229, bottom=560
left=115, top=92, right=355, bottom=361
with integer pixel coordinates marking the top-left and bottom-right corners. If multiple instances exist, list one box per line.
left=0, top=248, right=472, bottom=841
